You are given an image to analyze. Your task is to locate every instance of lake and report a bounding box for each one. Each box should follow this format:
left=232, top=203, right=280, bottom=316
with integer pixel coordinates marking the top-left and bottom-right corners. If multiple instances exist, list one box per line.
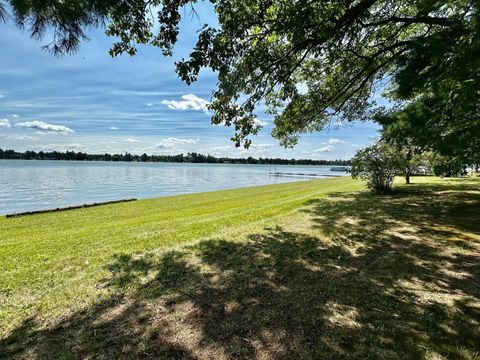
left=0, top=160, right=346, bottom=215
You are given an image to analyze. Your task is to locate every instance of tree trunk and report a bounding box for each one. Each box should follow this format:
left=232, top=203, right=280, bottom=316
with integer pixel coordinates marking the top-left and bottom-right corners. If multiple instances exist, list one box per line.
left=405, top=174, right=410, bottom=184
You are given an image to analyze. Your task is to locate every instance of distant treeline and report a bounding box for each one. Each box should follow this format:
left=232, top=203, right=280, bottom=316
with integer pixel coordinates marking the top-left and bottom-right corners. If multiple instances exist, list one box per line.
left=0, top=148, right=351, bottom=166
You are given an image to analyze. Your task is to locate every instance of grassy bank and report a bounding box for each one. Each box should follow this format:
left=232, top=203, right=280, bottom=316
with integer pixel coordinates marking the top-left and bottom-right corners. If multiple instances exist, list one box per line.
left=1, top=176, right=479, bottom=359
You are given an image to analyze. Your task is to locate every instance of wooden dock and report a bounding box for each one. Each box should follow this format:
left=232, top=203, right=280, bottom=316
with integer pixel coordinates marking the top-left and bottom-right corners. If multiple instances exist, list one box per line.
left=6, top=198, right=137, bottom=218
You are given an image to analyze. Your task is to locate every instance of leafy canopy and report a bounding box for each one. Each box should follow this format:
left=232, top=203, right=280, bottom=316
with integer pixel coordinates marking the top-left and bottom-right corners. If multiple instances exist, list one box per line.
left=377, top=96, right=480, bottom=167
left=1, top=0, right=478, bottom=147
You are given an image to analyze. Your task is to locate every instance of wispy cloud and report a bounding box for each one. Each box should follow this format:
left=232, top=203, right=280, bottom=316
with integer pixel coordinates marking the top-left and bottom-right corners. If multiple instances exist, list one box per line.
left=146, top=103, right=154, bottom=107
left=251, top=143, right=272, bottom=149
left=0, top=94, right=4, bottom=98
left=1, top=135, right=39, bottom=141
left=8, top=114, right=19, bottom=118
left=253, top=119, right=268, bottom=127
left=161, top=94, right=209, bottom=112
left=0, top=119, right=11, bottom=128
left=208, top=145, right=232, bottom=152
left=109, top=126, right=119, bottom=131
left=313, top=145, right=335, bottom=153
left=326, top=138, right=346, bottom=145
left=34, top=143, right=87, bottom=151
left=109, top=90, right=185, bottom=97
left=123, top=138, right=141, bottom=143
left=156, top=137, right=198, bottom=149
left=15, top=120, right=73, bottom=134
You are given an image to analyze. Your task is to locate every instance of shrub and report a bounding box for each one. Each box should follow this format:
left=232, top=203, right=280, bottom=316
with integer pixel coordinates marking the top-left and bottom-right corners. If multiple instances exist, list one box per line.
left=351, top=142, right=398, bottom=193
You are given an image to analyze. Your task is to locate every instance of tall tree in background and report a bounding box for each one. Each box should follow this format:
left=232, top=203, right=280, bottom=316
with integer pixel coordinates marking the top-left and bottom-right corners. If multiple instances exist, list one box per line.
left=377, top=98, right=480, bottom=172
left=1, top=0, right=478, bottom=150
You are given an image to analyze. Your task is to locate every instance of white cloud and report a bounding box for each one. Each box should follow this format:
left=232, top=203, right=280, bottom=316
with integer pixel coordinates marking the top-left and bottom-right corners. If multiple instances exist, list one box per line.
left=146, top=103, right=154, bottom=107
left=251, top=143, right=273, bottom=149
left=0, top=119, right=11, bottom=128
left=110, top=126, right=119, bottom=131
left=15, top=120, right=73, bottom=134
left=8, top=114, right=19, bottom=118
left=327, top=138, right=346, bottom=145
left=253, top=119, right=268, bottom=127
left=161, top=94, right=209, bottom=112
left=124, top=138, right=140, bottom=143
left=34, top=143, right=87, bottom=151
left=155, top=144, right=174, bottom=149
left=313, top=145, right=335, bottom=153
left=207, top=145, right=233, bottom=152
left=156, top=137, right=198, bottom=149
left=1, top=135, right=39, bottom=141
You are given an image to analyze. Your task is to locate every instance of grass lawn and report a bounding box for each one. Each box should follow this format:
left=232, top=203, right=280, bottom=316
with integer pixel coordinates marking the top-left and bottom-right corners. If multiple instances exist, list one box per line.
left=1, top=176, right=479, bottom=359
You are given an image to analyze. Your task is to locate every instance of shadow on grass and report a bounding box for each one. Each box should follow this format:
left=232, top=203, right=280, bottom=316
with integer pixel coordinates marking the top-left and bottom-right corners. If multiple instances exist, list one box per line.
left=2, top=180, right=480, bottom=359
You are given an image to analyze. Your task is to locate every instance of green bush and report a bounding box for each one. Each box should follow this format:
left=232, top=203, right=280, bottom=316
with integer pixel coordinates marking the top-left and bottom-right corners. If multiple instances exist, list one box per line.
left=351, top=142, right=398, bottom=193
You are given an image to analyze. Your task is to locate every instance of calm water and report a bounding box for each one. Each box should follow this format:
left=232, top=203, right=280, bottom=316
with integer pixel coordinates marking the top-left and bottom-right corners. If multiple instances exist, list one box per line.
left=0, top=160, right=345, bottom=215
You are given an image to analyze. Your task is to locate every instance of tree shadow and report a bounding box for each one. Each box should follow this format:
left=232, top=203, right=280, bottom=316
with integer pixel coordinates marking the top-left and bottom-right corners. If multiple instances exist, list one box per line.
left=1, top=181, right=479, bottom=359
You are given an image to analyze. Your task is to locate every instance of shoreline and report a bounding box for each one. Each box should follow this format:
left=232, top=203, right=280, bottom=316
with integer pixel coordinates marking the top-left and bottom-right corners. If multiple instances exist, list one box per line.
left=1, top=163, right=349, bottom=216
left=1, top=177, right=337, bottom=217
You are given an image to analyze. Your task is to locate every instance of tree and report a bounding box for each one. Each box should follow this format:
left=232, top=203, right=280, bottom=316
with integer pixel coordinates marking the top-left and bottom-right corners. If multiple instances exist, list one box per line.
left=2, top=0, right=478, bottom=149
left=426, top=153, right=467, bottom=178
left=394, top=147, right=425, bottom=185
left=382, top=134, right=427, bottom=184
left=351, top=141, right=398, bottom=193
left=376, top=97, right=480, bottom=173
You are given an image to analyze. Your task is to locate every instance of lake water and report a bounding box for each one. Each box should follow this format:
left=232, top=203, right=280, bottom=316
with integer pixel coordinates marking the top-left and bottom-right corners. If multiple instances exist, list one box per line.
left=0, top=160, right=346, bottom=215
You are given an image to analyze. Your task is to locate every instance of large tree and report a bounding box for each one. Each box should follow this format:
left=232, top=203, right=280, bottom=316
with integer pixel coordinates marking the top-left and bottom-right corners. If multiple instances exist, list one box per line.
left=1, top=0, right=478, bottom=147
left=377, top=97, right=480, bottom=170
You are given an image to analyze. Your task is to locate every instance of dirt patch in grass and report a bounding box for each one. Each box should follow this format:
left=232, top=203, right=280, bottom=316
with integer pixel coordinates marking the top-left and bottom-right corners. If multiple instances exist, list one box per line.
left=1, top=178, right=479, bottom=359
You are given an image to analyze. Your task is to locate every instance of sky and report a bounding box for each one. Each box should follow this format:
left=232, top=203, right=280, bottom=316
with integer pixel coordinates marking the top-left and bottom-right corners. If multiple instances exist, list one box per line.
left=0, top=3, right=381, bottom=160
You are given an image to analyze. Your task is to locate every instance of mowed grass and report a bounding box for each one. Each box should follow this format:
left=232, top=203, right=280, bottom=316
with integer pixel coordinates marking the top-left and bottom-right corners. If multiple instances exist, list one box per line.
left=1, top=176, right=480, bottom=359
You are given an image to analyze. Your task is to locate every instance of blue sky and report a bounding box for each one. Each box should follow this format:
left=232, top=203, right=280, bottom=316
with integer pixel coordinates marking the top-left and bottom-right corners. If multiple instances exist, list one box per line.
left=0, top=3, right=380, bottom=160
